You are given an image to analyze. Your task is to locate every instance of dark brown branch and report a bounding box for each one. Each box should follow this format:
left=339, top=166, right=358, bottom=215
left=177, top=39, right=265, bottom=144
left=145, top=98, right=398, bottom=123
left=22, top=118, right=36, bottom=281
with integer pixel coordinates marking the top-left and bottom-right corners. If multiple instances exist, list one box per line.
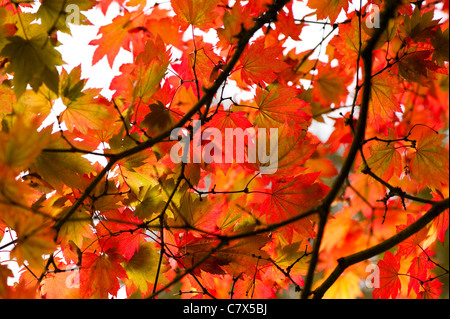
left=301, top=0, right=402, bottom=299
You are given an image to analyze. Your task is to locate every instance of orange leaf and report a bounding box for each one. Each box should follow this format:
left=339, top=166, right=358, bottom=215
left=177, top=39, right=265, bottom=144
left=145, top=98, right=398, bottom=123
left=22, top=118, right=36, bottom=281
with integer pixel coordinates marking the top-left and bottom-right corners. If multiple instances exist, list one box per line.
left=395, top=214, right=430, bottom=258
left=171, top=0, right=221, bottom=29
left=365, top=73, right=403, bottom=131
left=89, top=11, right=148, bottom=67
left=307, top=0, right=350, bottom=24
left=80, top=252, right=127, bottom=298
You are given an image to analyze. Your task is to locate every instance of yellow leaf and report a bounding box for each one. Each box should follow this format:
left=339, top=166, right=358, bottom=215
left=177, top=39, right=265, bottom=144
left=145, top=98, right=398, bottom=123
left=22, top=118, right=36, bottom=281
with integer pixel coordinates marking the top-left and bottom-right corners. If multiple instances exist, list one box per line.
left=10, top=216, right=56, bottom=270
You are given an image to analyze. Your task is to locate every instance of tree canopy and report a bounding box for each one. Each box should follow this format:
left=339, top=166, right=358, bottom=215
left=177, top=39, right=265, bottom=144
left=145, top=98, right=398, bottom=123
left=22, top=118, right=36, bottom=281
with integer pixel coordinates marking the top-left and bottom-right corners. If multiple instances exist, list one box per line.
left=0, top=0, right=449, bottom=299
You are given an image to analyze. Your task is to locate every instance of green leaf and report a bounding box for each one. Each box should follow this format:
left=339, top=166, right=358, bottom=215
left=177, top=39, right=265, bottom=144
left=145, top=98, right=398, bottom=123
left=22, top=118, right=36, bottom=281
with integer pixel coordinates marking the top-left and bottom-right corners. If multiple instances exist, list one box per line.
left=33, top=141, right=95, bottom=192
left=133, top=185, right=165, bottom=220
left=1, top=33, right=62, bottom=98
left=122, top=242, right=165, bottom=294
left=431, top=27, right=449, bottom=66
left=37, top=0, right=96, bottom=34
left=57, top=209, right=93, bottom=247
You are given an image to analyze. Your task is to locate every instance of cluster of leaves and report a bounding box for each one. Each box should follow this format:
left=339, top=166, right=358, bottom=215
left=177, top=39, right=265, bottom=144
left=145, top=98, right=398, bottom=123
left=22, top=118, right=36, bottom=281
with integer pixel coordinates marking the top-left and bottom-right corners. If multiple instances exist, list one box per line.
left=0, top=0, right=448, bottom=299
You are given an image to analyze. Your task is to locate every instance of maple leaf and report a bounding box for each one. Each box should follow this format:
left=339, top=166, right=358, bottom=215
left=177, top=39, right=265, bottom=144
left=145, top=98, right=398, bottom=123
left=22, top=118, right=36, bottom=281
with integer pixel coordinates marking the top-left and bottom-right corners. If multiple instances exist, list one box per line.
left=56, top=209, right=93, bottom=248
left=122, top=242, right=166, bottom=296
left=362, top=140, right=403, bottom=182
left=0, top=264, right=13, bottom=298
left=37, top=0, right=96, bottom=34
left=408, top=128, right=449, bottom=190
left=111, top=36, right=170, bottom=103
left=80, top=252, right=127, bottom=298
left=0, top=117, right=51, bottom=171
left=431, top=27, right=449, bottom=66
left=312, top=65, right=352, bottom=106
left=171, top=0, right=221, bottom=29
left=395, top=214, right=430, bottom=258
left=364, top=72, right=403, bottom=131
left=60, top=88, right=112, bottom=135
left=418, top=280, right=443, bottom=299
left=96, top=208, right=146, bottom=261
left=257, top=173, right=329, bottom=242
left=249, top=84, right=310, bottom=129
left=407, top=249, right=435, bottom=295
left=216, top=2, right=254, bottom=49
left=372, top=251, right=401, bottom=299
left=132, top=185, right=165, bottom=220
left=1, top=33, right=62, bottom=97
left=33, top=139, right=95, bottom=192
left=237, top=37, right=288, bottom=86
left=307, top=0, right=350, bottom=25
left=89, top=10, right=149, bottom=67
left=327, top=15, right=370, bottom=69
left=401, top=6, right=440, bottom=43
left=10, top=216, right=57, bottom=270
left=39, top=262, right=81, bottom=299
left=398, top=50, right=446, bottom=83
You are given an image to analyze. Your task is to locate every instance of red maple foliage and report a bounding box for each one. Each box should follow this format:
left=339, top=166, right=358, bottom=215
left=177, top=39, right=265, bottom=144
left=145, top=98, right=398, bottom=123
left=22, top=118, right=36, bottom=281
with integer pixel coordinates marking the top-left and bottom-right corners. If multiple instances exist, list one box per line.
left=0, top=0, right=448, bottom=300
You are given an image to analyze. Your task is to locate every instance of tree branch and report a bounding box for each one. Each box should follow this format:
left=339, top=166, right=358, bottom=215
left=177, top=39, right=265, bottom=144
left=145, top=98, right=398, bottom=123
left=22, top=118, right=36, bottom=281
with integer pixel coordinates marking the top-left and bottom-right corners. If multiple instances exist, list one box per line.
left=301, top=0, right=402, bottom=299
left=312, top=197, right=449, bottom=299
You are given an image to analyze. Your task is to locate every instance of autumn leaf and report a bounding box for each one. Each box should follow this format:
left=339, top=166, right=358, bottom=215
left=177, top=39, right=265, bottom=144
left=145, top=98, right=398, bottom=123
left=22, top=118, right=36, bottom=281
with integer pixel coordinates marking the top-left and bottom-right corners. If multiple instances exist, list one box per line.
left=33, top=139, right=95, bottom=192
left=407, top=249, right=435, bottom=295
left=56, top=209, right=93, bottom=248
left=307, top=0, right=350, bottom=25
left=0, top=117, right=51, bottom=171
left=96, top=209, right=146, bottom=261
left=37, top=0, right=96, bottom=34
left=418, top=280, right=443, bottom=299
left=409, top=128, right=449, bottom=190
left=10, top=216, right=57, bottom=270
left=249, top=84, right=310, bottom=129
left=132, top=185, right=165, bottom=220
left=257, top=173, right=329, bottom=242
left=80, top=252, right=127, bottom=298
left=401, top=6, right=440, bottom=42
left=171, top=0, right=221, bottom=29
left=237, top=37, right=288, bottom=86
left=89, top=10, right=149, bottom=67
left=372, top=251, right=401, bottom=299
left=39, top=263, right=80, bottom=299
left=0, top=0, right=448, bottom=300
left=363, top=139, right=403, bottom=182
left=0, top=264, right=13, bottom=298
left=1, top=33, right=62, bottom=97
left=395, top=214, right=430, bottom=258
left=328, top=15, right=369, bottom=69
left=60, top=88, right=112, bottom=135
left=122, top=242, right=166, bottom=296
left=312, top=65, right=352, bottom=106
left=364, top=72, right=403, bottom=131
left=431, top=27, right=449, bottom=66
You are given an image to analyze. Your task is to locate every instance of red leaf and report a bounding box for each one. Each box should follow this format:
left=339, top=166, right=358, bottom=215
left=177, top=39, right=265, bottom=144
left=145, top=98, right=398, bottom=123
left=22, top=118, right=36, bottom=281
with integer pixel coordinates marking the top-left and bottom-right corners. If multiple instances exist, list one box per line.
left=407, top=249, right=435, bottom=295
left=237, top=37, right=288, bottom=86
left=372, top=251, right=401, bottom=299
left=418, top=280, right=443, bottom=299
left=395, top=214, right=430, bottom=258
